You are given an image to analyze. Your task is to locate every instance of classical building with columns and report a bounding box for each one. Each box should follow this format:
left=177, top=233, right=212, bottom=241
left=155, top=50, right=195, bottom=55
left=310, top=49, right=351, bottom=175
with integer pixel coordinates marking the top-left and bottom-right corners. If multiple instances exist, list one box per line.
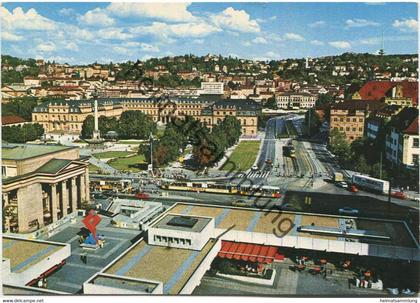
left=2, top=143, right=90, bottom=233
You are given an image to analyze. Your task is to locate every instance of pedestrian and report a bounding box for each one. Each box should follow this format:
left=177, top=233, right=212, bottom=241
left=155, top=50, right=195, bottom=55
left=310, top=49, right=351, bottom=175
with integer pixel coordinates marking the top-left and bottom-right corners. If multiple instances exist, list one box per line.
left=43, top=278, right=48, bottom=288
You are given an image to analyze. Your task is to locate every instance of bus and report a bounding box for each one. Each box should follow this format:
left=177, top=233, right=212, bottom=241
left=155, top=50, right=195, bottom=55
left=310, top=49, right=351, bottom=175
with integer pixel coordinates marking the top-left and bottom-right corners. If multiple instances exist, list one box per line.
left=351, top=174, right=389, bottom=194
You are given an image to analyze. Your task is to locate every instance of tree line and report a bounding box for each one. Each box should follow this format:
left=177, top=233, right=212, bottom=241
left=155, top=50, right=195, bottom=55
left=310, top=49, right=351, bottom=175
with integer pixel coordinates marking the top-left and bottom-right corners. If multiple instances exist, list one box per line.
left=81, top=111, right=157, bottom=139
left=2, top=123, right=44, bottom=143
left=139, top=115, right=242, bottom=168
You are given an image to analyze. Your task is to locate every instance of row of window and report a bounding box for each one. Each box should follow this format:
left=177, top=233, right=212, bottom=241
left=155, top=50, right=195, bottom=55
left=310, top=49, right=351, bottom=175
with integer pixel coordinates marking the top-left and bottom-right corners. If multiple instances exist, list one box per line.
left=153, top=235, right=192, bottom=246
left=334, top=127, right=363, bottom=132
left=333, top=117, right=364, bottom=122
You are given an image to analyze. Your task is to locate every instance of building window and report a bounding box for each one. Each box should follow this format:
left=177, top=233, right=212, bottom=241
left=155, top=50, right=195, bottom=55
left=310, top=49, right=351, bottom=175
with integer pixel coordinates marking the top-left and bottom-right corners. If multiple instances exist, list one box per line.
left=413, top=138, right=419, bottom=148
left=359, top=128, right=363, bottom=132
left=352, top=128, right=356, bottom=131
left=359, top=118, right=363, bottom=122
left=346, top=127, right=350, bottom=131
left=413, top=154, right=419, bottom=165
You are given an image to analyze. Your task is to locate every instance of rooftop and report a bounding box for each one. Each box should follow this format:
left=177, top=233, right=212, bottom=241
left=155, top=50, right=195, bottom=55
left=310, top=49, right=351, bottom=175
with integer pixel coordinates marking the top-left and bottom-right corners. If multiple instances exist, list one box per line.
left=3, top=237, right=64, bottom=274
left=104, top=238, right=216, bottom=294
left=152, top=214, right=212, bottom=233
left=2, top=143, right=75, bottom=161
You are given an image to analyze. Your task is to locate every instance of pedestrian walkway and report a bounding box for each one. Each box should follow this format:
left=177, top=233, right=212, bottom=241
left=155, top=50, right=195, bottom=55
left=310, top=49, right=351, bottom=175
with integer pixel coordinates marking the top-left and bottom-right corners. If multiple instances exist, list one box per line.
left=246, top=170, right=271, bottom=179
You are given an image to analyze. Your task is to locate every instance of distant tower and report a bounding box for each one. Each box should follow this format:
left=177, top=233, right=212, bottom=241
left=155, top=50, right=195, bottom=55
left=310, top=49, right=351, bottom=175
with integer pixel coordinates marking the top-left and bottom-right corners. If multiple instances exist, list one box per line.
left=378, top=28, right=385, bottom=56
left=305, top=57, right=309, bottom=69
left=92, top=90, right=101, bottom=140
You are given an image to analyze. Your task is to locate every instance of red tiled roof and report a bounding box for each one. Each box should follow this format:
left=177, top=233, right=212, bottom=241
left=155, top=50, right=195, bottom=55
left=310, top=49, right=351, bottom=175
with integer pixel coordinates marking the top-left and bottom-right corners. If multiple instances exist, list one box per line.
left=357, top=81, right=418, bottom=105
left=403, top=117, right=419, bottom=135
left=357, top=81, right=395, bottom=100
left=1, top=115, right=27, bottom=125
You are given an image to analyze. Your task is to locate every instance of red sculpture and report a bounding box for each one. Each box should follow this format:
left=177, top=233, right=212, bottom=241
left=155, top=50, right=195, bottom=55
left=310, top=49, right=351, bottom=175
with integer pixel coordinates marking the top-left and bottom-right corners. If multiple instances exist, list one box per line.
left=82, top=209, right=101, bottom=241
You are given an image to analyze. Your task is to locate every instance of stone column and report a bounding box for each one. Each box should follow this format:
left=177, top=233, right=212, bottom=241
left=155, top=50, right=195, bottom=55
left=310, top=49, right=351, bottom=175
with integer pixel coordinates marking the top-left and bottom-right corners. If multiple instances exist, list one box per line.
left=84, top=168, right=90, bottom=202
left=51, top=184, right=58, bottom=222
left=61, top=181, right=69, bottom=217
left=80, top=174, right=86, bottom=203
left=71, top=177, right=78, bottom=213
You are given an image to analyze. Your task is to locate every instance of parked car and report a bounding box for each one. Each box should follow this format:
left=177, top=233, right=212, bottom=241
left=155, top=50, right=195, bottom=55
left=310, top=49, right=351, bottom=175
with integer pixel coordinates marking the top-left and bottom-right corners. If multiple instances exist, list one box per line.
left=135, top=192, right=150, bottom=200
left=339, top=207, right=359, bottom=216
left=391, top=191, right=406, bottom=200
left=336, top=181, right=348, bottom=189
left=251, top=165, right=259, bottom=171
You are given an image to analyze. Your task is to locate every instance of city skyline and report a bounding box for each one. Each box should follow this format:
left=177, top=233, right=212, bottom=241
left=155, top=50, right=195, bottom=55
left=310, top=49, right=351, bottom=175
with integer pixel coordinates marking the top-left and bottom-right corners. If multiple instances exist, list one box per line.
left=1, top=2, right=418, bottom=64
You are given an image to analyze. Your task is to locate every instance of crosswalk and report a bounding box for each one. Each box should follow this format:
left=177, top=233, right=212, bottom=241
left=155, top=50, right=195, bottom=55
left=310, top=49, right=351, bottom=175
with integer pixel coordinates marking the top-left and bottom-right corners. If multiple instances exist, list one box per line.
left=246, top=170, right=271, bottom=179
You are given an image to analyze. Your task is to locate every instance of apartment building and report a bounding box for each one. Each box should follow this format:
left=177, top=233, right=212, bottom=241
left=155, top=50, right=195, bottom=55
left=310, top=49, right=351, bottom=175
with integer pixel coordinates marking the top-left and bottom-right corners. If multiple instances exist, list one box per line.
left=275, top=92, right=317, bottom=109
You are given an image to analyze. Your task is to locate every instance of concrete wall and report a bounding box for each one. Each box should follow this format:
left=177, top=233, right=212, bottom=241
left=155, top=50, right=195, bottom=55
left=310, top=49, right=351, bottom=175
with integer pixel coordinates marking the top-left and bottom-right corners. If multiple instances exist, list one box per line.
left=180, top=239, right=221, bottom=294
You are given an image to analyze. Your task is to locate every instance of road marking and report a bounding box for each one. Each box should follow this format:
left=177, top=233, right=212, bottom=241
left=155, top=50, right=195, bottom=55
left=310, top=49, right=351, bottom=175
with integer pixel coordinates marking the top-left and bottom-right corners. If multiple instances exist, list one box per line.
left=65, top=262, right=102, bottom=271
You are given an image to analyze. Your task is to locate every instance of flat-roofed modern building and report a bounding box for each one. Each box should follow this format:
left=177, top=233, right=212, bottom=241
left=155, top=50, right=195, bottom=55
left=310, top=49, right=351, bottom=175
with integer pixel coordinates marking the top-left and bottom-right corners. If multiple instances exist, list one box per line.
left=84, top=202, right=419, bottom=295
left=2, top=236, right=71, bottom=287
left=2, top=143, right=90, bottom=233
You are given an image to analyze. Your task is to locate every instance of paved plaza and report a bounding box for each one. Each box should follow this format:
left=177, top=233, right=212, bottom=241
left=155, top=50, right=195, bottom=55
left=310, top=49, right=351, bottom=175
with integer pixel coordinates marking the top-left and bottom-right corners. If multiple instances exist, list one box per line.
left=44, top=216, right=142, bottom=293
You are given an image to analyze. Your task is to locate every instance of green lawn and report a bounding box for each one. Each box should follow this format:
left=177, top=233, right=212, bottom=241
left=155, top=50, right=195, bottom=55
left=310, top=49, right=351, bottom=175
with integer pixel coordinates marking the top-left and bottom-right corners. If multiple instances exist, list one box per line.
left=88, top=163, right=106, bottom=174
left=107, top=154, right=146, bottom=172
left=117, top=140, right=144, bottom=145
left=220, top=140, right=261, bottom=171
left=93, top=151, right=134, bottom=159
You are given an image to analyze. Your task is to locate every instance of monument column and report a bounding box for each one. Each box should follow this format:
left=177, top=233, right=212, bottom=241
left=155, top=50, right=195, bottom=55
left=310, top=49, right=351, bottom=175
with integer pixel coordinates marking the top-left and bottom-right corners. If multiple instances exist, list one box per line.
left=51, top=184, right=58, bottom=222
left=80, top=174, right=86, bottom=203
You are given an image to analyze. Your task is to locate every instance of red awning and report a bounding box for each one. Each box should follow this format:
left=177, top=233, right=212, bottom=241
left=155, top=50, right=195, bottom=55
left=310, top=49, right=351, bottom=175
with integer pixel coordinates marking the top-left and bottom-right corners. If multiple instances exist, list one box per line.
left=218, top=241, right=280, bottom=263
left=226, top=242, right=239, bottom=259
left=234, top=243, right=247, bottom=260
left=241, top=243, right=254, bottom=261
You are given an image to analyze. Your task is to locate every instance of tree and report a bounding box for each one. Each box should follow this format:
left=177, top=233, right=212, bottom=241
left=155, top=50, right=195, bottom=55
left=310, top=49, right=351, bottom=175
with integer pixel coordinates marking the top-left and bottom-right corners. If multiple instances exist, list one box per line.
left=2, top=97, right=39, bottom=120
left=81, top=115, right=94, bottom=139
left=354, top=155, right=370, bottom=175
left=315, top=94, right=334, bottom=107
left=117, top=111, right=156, bottom=139
left=328, top=128, right=351, bottom=165
left=304, top=108, right=321, bottom=137
left=2, top=123, right=44, bottom=143
left=265, top=97, right=278, bottom=110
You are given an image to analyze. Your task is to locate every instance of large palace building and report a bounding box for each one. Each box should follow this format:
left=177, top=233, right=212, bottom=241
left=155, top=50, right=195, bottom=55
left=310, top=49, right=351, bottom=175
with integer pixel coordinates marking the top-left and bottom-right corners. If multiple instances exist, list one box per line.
left=32, top=97, right=261, bottom=136
left=2, top=143, right=90, bottom=234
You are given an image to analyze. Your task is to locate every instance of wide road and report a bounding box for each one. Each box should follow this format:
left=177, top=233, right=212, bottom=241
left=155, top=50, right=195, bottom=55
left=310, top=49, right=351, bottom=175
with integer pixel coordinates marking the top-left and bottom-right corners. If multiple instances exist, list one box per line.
left=246, top=116, right=292, bottom=183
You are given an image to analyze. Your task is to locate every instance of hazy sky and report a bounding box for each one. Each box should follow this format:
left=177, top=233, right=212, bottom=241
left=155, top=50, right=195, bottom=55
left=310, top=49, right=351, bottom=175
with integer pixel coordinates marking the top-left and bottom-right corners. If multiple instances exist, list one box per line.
left=1, top=2, right=418, bottom=64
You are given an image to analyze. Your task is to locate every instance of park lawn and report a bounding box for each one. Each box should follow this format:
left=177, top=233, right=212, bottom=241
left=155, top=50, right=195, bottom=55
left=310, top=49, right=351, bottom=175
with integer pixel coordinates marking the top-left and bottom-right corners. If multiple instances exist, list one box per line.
left=93, top=151, right=134, bottom=159
left=107, top=154, right=146, bottom=172
left=117, top=140, right=144, bottom=145
left=88, top=164, right=103, bottom=174
left=220, top=140, right=260, bottom=171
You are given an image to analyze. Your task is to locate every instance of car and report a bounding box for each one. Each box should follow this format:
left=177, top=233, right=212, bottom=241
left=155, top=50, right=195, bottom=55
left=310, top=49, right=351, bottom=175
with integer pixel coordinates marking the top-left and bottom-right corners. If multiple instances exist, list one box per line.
left=265, top=159, right=273, bottom=165
left=391, top=191, right=406, bottom=200
left=410, top=197, right=420, bottom=202
left=349, top=185, right=359, bottom=193
left=339, top=207, right=359, bottom=216
left=232, top=200, right=247, bottom=207
left=251, top=165, right=259, bottom=171
left=135, top=192, right=150, bottom=200
left=336, top=181, right=348, bottom=189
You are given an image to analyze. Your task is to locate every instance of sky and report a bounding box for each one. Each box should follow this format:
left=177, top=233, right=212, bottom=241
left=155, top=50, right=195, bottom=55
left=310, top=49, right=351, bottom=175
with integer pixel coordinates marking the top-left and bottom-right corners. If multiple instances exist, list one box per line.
left=1, top=2, right=418, bottom=64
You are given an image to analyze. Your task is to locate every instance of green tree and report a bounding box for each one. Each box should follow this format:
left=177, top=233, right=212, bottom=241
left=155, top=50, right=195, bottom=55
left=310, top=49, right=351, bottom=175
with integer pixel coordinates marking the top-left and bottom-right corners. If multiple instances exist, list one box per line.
left=354, top=155, right=370, bottom=175
left=265, top=97, right=278, bottom=110
left=81, top=115, right=95, bottom=139
left=304, top=108, right=321, bottom=137
left=328, top=128, right=351, bottom=165
left=117, top=111, right=156, bottom=139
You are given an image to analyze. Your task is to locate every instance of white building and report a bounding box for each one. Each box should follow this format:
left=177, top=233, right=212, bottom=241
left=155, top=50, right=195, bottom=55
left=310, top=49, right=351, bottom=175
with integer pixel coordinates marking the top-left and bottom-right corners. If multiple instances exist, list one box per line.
left=199, top=82, right=224, bottom=95
left=275, top=92, right=317, bottom=109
